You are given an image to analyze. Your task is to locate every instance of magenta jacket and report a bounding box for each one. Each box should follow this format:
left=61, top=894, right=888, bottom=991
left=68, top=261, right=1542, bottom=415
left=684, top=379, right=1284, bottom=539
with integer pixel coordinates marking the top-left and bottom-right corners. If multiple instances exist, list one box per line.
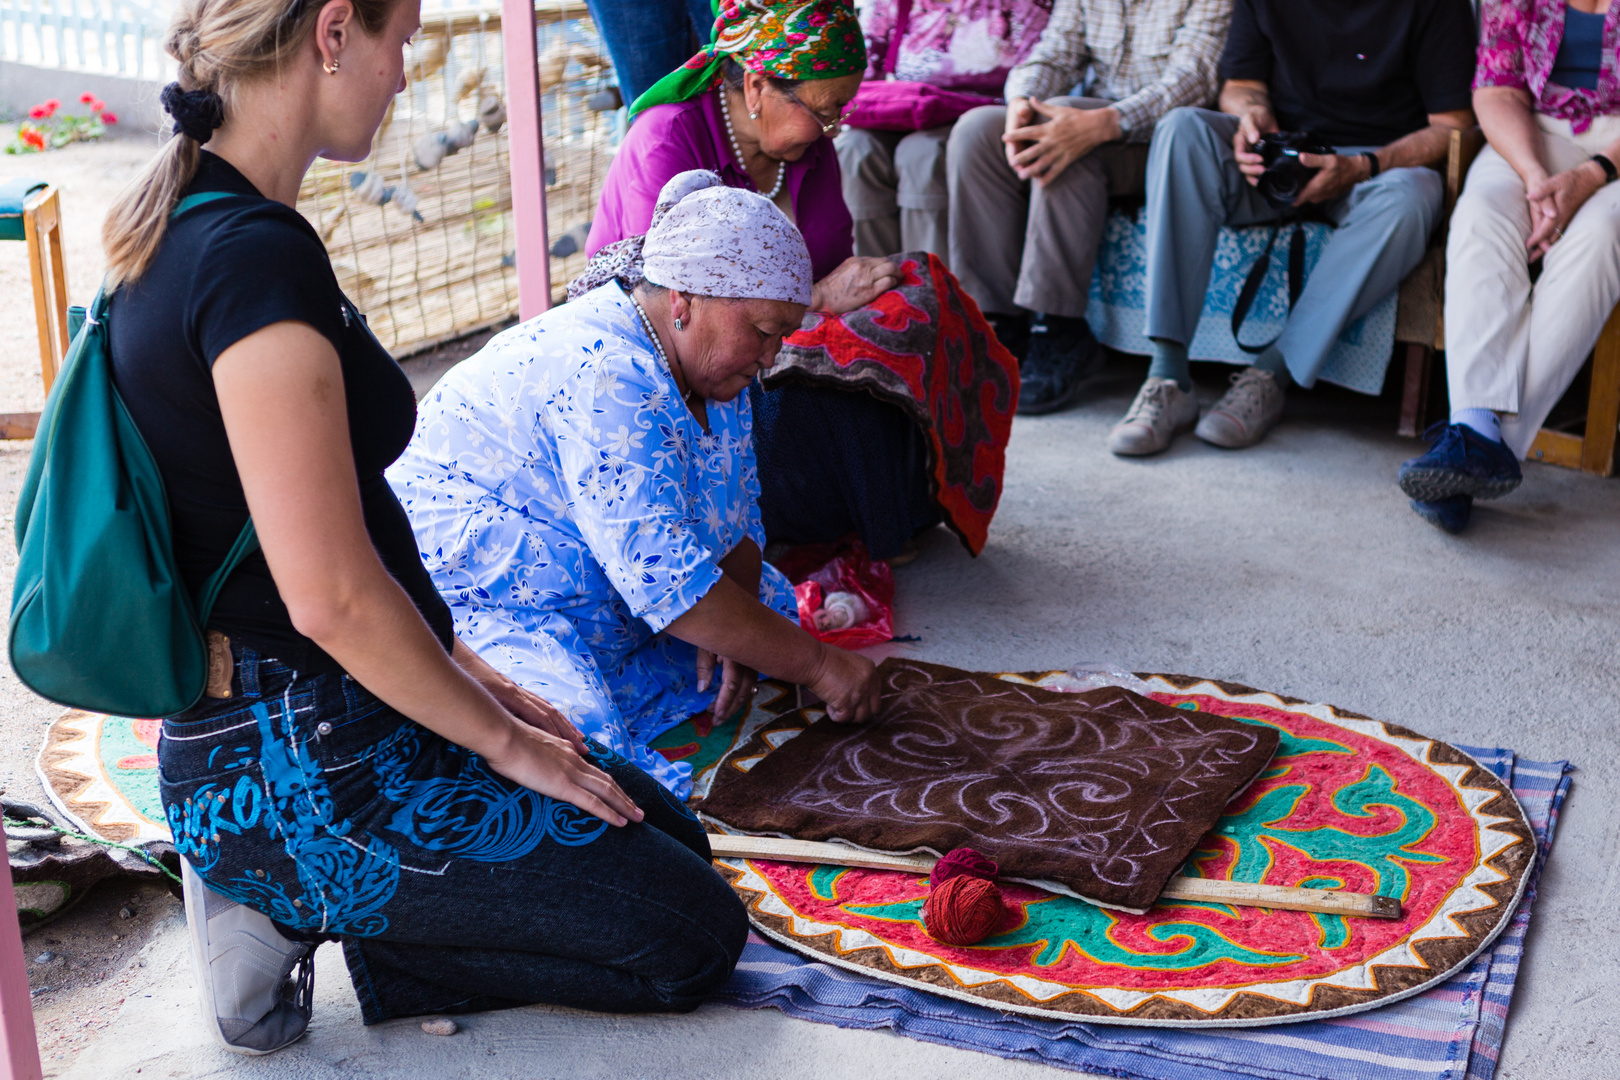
left=585, top=91, right=854, bottom=281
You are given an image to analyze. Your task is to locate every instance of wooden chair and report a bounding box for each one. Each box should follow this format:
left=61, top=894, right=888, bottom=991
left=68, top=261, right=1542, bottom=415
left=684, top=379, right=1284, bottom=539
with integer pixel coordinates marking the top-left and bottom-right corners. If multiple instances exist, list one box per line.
left=1525, top=306, right=1620, bottom=475
left=0, top=184, right=72, bottom=440
left=1393, top=126, right=1487, bottom=437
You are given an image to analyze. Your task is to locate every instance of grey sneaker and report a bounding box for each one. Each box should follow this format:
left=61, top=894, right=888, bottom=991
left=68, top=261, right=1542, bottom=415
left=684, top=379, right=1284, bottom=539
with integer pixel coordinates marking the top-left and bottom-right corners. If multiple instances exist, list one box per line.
left=181, top=859, right=314, bottom=1055
left=1108, top=377, right=1200, bottom=456
left=1195, top=368, right=1286, bottom=448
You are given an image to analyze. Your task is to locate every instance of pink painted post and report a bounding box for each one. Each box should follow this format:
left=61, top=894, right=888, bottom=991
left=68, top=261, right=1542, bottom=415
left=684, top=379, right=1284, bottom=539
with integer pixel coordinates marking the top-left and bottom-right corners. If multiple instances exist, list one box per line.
left=0, top=821, right=42, bottom=1080
left=502, top=0, right=552, bottom=318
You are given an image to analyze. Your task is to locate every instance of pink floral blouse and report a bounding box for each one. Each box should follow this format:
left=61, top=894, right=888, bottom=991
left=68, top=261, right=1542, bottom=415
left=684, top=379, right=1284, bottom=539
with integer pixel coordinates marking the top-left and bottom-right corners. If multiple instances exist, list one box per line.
left=860, top=0, right=1053, bottom=96
left=1476, top=0, right=1620, bottom=131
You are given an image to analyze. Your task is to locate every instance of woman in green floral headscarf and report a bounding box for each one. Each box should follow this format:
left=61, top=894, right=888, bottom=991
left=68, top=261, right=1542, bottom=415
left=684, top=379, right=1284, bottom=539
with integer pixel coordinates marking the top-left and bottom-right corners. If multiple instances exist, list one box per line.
left=585, top=1, right=1014, bottom=570
left=630, top=0, right=869, bottom=117
left=591, top=0, right=891, bottom=313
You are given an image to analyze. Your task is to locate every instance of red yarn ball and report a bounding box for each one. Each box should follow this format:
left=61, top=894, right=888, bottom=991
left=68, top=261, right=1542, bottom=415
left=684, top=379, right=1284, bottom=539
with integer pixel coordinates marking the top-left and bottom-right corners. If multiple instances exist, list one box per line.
left=923, top=874, right=1005, bottom=946
left=929, top=846, right=999, bottom=888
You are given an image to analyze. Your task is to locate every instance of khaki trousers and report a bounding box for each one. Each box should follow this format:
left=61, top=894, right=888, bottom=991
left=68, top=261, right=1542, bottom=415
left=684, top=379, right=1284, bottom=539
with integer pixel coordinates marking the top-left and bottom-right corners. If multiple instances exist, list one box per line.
left=836, top=125, right=952, bottom=262
left=1445, top=113, right=1620, bottom=459
left=946, top=98, right=1149, bottom=319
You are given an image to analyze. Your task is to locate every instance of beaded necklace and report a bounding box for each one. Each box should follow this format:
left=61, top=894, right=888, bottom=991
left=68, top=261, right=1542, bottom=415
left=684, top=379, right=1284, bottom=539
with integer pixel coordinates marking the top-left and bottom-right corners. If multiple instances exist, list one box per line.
left=721, top=90, right=785, bottom=200
left=629, top=292, right=699, bottom=406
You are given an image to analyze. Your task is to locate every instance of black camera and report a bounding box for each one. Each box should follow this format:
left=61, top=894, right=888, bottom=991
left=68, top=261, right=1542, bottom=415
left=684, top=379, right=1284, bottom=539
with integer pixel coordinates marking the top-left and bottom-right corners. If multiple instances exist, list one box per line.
left=1252, top=131, right=1334, bottom=209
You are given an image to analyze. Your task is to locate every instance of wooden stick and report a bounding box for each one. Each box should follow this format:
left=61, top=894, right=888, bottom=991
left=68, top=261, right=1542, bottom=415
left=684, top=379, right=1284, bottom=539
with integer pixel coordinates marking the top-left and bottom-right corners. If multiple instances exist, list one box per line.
left=708, top=834, right=1402, bottom=920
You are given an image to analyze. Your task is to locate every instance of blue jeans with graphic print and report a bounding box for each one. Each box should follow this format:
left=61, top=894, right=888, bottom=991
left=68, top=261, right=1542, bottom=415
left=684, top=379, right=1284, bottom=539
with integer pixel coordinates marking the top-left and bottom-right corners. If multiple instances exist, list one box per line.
left=159, top=646, right=747, bottom=1024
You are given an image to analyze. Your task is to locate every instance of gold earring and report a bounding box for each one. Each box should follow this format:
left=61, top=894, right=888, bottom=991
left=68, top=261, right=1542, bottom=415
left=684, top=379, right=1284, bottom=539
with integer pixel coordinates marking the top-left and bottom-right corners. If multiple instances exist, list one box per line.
left=324, top=59, right=340, bottom=74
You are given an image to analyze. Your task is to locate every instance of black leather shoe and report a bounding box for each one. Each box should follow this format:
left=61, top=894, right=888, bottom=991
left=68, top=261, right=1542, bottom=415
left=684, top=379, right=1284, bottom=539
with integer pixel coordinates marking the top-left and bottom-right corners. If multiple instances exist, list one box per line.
left=1018, top=316, right=1105, bottom=416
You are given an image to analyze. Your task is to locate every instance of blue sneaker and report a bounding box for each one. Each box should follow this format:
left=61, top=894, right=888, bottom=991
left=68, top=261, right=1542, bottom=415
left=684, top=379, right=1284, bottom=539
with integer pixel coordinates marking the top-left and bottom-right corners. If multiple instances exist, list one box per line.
left=1409, top=494, right=1472, bottom=534
left=1018, top=317, right=1105, bottom=416
left=1397, top=423, right=1522, bottom=502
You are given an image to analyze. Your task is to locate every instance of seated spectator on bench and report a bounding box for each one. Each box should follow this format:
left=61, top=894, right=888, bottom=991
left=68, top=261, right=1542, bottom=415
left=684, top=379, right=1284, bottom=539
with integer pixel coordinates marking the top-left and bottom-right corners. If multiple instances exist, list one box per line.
left=946, top=0, right=1229, bottom=414
left=1399, top=0, right=1620, bottom=533
left=1109, top=0, right=1476, bottom=456
left=836, top=0, right=1053, bottom=264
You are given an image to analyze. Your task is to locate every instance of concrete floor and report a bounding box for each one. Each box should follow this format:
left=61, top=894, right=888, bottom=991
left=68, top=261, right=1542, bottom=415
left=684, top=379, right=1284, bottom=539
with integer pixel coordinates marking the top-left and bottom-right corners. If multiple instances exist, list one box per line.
left=44, top=357, right=1620, bottom=1077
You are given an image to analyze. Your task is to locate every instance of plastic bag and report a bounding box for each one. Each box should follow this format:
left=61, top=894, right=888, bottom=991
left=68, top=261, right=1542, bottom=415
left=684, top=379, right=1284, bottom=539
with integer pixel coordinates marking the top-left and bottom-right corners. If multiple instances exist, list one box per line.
left=1041, top=665, right=1159, bottom=696
left=774, top=539, right=895, bottom=649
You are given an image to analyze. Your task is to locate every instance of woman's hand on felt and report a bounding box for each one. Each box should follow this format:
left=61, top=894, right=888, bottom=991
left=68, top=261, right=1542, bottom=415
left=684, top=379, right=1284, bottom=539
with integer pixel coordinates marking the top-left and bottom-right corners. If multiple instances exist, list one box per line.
left=811, top=256, right=902, bottom=315
left=697, top=650, right=758, bottom=724
left=453, top=637, right=586, bottom=753
left=1526, top=163, right=1605, bottom=259
left=807, top=645, right=881, bottom=723
left=484, top=723, right=644, bottom=827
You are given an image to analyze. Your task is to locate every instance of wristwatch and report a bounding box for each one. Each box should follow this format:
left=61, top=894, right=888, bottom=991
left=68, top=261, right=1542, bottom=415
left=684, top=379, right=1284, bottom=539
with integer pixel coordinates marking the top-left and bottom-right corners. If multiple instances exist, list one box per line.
left=1361, top=151, right=1381, bottom=179
left=1593, top=153, right=1618, bottom=184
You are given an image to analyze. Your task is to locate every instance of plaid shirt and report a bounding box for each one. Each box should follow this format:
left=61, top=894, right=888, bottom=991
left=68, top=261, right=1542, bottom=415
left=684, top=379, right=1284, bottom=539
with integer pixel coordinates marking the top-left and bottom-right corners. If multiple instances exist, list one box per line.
left=1004, top=0, right=1231, bottom=139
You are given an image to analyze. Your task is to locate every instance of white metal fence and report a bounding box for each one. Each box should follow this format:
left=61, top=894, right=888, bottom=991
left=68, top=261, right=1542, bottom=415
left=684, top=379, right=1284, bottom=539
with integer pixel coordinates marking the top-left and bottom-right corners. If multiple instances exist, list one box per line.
left=0, top=0, right=170, bottom=78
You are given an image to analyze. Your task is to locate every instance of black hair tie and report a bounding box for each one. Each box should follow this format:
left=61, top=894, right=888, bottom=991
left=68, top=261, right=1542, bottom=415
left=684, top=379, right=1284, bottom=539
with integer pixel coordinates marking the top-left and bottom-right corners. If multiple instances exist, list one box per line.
left=161, top=82, right=224, bottom=143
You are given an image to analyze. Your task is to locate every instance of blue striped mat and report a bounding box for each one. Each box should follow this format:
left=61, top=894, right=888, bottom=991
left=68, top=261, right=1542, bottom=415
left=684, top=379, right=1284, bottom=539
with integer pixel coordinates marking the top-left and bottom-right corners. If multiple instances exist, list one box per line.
left=714, top=747, right=1572, bottom=1080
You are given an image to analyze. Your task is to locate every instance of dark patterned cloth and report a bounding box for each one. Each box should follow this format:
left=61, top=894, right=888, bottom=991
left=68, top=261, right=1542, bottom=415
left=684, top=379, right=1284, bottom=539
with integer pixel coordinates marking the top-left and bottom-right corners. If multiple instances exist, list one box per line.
left=700, top=659, right=1280, bottom=912
left=749, top=382, right=939, bottom=561
left=766, top=253, right=1019, bottom=555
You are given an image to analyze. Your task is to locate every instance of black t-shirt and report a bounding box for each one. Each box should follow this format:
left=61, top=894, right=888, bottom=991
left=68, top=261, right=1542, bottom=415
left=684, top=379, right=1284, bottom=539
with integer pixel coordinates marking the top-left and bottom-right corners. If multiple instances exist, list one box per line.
left=1218, top=0, right=1477, bottom=147
left=109, top=152, right=453, bottom=673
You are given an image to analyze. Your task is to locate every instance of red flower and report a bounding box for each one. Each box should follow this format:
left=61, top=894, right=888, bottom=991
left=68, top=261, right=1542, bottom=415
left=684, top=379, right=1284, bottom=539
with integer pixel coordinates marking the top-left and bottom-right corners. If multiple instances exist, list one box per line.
left=100, top=111, right=118, bottom=125
left=21, top=130, right=45, bottom=150
left=44, top=98, right=60, bottom=115
left=91, top=99, right=105, bottom=113
left=28, top=106, right=46, bottom=120
left=79, top=91, right=96, bottom=104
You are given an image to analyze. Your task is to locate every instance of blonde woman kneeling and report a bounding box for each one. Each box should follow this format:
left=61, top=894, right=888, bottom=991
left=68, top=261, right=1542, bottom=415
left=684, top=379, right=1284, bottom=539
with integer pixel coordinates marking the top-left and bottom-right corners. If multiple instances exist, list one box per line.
left=97, top=0, right=817, bottom=1054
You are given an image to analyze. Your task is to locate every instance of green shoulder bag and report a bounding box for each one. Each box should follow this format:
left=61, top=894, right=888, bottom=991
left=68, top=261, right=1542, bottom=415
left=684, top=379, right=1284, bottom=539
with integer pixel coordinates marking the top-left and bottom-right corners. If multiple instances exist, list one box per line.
left=10, top=191, right=260, bottom=717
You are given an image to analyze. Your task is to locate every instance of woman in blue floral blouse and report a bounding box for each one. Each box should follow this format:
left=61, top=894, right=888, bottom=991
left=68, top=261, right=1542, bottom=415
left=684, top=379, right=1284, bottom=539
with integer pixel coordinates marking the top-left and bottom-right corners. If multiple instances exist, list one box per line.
left=389, top=171, right=882, bottom=799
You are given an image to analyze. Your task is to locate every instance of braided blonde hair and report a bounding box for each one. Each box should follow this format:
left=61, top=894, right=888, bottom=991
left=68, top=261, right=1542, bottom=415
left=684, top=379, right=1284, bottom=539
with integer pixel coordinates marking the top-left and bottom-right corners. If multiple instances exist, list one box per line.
left=102, top=0, right=396, bottom=287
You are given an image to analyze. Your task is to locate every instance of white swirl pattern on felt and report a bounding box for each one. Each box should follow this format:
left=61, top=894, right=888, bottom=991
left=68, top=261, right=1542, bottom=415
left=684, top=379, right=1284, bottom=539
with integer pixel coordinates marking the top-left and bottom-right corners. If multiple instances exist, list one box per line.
left=782, top=666, right=1271, bottom=889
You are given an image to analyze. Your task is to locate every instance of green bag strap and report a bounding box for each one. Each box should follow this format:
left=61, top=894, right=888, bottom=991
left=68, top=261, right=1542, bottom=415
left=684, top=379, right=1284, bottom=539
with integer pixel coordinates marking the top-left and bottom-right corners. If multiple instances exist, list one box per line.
left=172, top=190, right=242, bottom=217
left=196, top=520, right=259, bottom=625
left=172, top=188, right=262, bottom=623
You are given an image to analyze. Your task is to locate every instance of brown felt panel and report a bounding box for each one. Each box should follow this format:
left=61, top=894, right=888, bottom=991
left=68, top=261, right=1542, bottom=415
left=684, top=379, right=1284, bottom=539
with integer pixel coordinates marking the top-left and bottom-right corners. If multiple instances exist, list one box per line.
left=701, top=659, right=1280, bottom=911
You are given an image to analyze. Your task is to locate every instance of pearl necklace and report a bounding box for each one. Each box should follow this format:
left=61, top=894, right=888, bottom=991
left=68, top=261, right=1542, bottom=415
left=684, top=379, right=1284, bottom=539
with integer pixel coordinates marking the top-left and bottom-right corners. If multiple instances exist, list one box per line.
left=721, top=90, right=785, bottom=199
left=629, top=294, right=698, bottom=404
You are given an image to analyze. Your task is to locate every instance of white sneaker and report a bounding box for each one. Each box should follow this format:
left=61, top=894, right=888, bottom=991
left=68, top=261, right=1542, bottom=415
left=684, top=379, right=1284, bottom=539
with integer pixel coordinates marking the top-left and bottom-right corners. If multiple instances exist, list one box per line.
left=1107, top=377, right=1200, bottom=456
left=181, top=858, right=314, bottom=1055
left=1195, top=368, right=1286, bottom=448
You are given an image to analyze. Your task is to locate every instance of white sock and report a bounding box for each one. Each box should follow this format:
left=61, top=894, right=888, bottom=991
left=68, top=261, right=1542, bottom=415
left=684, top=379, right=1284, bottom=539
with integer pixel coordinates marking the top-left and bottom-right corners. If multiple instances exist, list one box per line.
left=1451, top=408, right=1502, bottom=444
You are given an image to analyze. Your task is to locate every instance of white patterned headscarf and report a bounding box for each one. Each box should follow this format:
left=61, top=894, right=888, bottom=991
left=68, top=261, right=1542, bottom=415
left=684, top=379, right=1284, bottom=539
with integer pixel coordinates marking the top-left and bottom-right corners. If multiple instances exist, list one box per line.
left=567, top=170, right=812, bottom=305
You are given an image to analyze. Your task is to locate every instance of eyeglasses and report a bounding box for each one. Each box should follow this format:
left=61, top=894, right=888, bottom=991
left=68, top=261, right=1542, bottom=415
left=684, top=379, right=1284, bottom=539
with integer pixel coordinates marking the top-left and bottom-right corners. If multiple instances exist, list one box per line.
left=778, top=88, right=851, bottom=135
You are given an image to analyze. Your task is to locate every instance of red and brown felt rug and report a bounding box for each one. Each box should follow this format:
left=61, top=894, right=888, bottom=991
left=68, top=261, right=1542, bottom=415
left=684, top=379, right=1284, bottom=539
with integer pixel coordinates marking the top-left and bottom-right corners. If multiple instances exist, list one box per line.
left=662, top=669, right=1535, bottom=1027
